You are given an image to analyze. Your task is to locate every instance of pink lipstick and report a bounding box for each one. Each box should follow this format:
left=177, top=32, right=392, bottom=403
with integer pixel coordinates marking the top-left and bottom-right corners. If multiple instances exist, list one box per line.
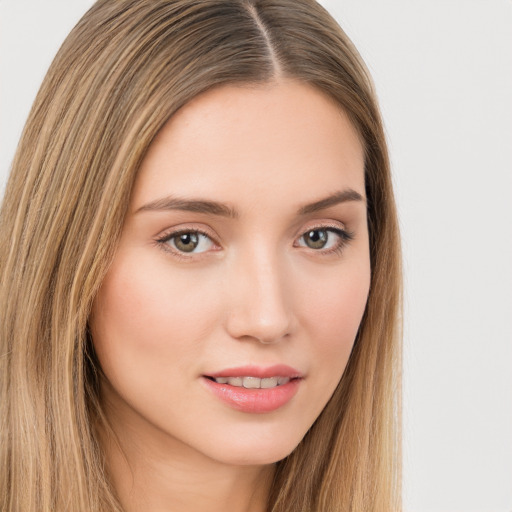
left=202, top=365, right=302, bottom=413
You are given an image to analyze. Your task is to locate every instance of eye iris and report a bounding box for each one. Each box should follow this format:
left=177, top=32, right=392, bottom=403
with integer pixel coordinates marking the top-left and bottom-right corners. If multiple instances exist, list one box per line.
left=174, top=232, right=199, bottom=252
left=304, top=229, right=328, bottom=249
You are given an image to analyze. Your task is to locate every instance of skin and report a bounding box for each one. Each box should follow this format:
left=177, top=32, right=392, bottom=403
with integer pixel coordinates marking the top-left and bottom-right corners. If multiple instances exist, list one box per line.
left=90, top=79, right=371, bottom=512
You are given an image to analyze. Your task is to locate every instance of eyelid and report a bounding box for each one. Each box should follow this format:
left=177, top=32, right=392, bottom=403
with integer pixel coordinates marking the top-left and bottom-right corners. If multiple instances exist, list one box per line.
left=154, top=224, right=221, bottom=259
left=294, top=221, right=355, bottom=254
left=296, top=220, right=349, bottom=238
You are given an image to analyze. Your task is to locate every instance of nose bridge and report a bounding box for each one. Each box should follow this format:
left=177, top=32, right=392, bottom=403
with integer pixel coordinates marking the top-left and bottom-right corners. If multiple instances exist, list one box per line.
left=225, top=241, right=293, bottom=344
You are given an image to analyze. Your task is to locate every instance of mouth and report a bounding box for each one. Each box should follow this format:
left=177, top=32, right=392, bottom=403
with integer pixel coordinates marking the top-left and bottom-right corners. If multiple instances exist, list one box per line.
left=202, top=365, right=303, bottom=413
left=204, top=375, right=294, bottom=389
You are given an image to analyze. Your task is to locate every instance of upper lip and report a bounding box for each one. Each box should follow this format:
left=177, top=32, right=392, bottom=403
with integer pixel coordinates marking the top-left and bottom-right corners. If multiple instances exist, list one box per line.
left=205, top=364, right=303, bottom=379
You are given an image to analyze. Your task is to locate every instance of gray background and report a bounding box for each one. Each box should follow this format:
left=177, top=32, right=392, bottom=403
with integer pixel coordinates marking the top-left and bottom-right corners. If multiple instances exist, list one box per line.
left=1, top=1, right=511, bottom=510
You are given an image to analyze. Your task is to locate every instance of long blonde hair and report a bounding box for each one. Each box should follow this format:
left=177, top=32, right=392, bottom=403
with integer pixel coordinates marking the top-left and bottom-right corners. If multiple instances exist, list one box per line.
left=0, top=1, right=402, bottom=510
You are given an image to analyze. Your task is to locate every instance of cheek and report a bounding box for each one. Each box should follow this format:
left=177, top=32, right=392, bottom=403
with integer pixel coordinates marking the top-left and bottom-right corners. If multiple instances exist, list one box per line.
left=89, top=252, right=220, bottom=381
left=298, top=258, right=370, bottom=378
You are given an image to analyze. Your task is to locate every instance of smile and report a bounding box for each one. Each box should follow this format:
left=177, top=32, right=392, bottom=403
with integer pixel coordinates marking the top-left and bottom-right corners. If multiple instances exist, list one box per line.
left=202, top=365, right=303, bottom=413
left=207, top=376, right=291, bottom=388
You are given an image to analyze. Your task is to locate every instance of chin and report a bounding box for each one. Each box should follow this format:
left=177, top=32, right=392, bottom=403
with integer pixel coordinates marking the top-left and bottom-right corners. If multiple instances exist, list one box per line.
left=198, top=425, right=305, bottom=467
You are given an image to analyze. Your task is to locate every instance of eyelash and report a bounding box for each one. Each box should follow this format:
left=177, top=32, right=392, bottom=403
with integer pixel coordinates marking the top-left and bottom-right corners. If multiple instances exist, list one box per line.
left=155, top=225, right=355, bottom=260
left=296, top=224, right=355, bottom=256
left=155, top=228, right=218, bottom=261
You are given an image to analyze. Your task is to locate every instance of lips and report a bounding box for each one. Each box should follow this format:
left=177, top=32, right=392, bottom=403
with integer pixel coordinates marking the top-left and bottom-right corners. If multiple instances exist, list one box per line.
left=208, top=376, right=291, bottom=388
left=206, top=364, right=302, bottom=379
left=202, top=365, right=303, bottom=413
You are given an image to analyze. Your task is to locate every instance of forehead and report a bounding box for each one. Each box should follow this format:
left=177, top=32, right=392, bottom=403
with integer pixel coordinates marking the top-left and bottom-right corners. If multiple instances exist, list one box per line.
left=131, top=80, right=365, bottom=211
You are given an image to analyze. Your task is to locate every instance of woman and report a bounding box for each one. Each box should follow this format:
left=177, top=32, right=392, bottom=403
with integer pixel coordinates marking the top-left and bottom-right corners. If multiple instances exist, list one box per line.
left=0, top=1, right=402, bottom=511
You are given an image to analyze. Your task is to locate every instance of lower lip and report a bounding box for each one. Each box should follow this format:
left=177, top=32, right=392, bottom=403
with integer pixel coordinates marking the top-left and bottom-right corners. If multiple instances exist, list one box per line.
left=202, top=377, right=301, bottom=413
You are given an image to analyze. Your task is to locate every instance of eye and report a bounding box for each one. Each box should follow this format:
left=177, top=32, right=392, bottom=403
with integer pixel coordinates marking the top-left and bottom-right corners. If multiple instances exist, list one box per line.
left=297, top=227, right=353, bottom=252
left=160, top=230, right=216, bottom=254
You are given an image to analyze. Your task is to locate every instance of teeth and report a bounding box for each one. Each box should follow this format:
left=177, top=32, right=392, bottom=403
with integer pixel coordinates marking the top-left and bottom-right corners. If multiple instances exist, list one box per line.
left=228, top=377, right=243, bottom=387
left=261, top=377, right=278, bottom=388
left=212, top=376, right=292, bottom=388
left=243, top=376, right=261, bottom=389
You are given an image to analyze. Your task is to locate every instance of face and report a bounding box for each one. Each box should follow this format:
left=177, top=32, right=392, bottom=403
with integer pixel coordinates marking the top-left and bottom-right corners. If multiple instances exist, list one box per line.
left=90, top=80, right=370, bottom=467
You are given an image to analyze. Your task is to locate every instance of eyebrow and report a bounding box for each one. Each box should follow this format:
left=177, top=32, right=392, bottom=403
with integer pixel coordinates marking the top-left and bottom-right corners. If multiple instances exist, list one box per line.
left=135, top=188, right=364, bottom=218
left=136, top=197, right=239, bottom=218
left=297, top=189, right=365, bottom=215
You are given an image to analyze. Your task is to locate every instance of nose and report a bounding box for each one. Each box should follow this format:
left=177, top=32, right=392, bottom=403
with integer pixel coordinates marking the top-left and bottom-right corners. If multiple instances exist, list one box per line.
left=224, top=247, right=295, bottom=345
